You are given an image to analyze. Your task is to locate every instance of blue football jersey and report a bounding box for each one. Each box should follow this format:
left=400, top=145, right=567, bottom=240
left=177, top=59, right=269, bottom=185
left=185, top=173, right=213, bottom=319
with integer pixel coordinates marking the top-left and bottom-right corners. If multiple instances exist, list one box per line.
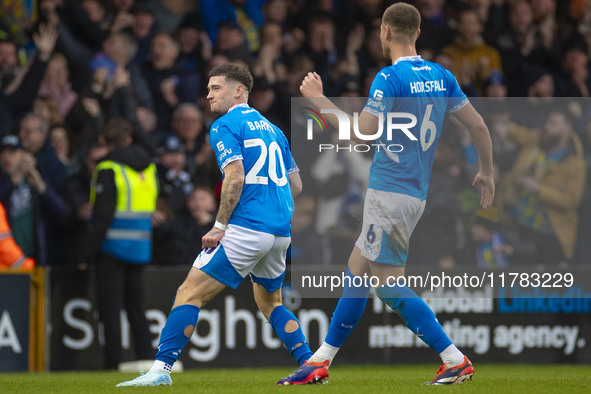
left=363, top=55, right=468, bottom=200
left=209, top=104, right=298, bottom=236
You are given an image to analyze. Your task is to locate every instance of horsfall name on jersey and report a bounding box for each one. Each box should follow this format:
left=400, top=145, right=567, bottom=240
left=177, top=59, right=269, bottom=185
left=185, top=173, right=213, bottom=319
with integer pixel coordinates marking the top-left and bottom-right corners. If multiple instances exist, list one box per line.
left=409, top=80, right=446, bottom=94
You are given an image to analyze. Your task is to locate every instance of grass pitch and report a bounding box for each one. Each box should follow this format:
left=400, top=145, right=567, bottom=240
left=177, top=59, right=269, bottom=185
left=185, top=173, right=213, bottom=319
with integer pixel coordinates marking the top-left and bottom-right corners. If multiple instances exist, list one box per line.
left=0, top=364, right=589, bottom=394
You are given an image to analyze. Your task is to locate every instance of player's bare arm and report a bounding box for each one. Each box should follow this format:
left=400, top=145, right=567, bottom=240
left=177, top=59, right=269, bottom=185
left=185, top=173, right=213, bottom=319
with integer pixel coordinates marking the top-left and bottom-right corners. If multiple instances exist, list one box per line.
left=288, top=172, right=302, bottom=198
left=300, top=72, right=379, bottom=142
left=202, top=160, right=244, bottom=248
left=452, top=102, right=495, bottom=209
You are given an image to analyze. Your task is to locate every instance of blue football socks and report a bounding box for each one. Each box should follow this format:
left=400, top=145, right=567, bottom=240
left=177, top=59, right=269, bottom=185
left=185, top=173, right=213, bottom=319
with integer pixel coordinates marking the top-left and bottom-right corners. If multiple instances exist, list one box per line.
left=155, top=304, right=200, bottom=366
left=324, top=269, right=370, bottom=348
left=270, top=305, right=313, bottom=365
left=375, top=284, right=452, bottom=353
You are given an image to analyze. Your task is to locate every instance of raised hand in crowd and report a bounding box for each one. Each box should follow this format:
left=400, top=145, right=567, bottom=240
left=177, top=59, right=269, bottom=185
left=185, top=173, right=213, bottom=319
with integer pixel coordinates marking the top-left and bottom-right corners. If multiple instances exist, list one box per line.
left=161, top=76, right=180, bottom=107
left=103, top=65, right=130, bottom=98
left=198, top=31, right=213, bottom=62
left=111, top=11, right=135, bottom=34
left=91, top=67, right=109, bottom=94
left=21, top=153, right=47, bottom=194
left=82, top=97, right=101, bottom=118
left=342, top=24, right=364, bottom=76
left=33, top=23, right=59, bottom=62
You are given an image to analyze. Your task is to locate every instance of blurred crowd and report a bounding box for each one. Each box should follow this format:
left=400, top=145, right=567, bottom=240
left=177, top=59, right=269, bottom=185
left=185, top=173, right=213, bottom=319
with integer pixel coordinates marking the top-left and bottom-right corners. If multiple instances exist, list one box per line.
left=0, top=0, right=590, bottom=270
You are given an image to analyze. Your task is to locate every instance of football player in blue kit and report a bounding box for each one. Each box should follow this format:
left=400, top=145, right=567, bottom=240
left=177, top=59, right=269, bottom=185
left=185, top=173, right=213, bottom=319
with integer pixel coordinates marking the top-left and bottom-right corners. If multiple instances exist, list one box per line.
left=278, top=2, right=494, bottom=386
left=117, top=63, right=316, bottom=386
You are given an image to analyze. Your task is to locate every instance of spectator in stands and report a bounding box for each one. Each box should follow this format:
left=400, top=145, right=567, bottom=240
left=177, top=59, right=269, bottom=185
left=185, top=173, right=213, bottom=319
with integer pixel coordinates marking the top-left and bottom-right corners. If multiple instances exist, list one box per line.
left=48, top=124, right=72, bottom=170
left=0, top=134, right=68, bottom=265
left=415, top=0, right=454, bottom=55
left=358, top=21, right=388, bottom=82
left=263, top=0, right=289, bottom=26
left=249, top=77, right=289, bottom=133
left=0, top=24, right=58, bottom=136
left=511, top=66, right=556, bottom=128
left=18, top=113, right=67, bottom=192
left=81, top=0, right=107, bottom=27
left=199, top=0, right=266, bottom=52
left=63, top=142, right=107, bottom=269
left=289, top=194, right=324, bottom=266
left=530, top=0, right=559, bottom=49
left=337, top=0, right=383, bottom=41
left=302, top=14, right=338, bottom=94
left=253, top=22, right=287, bottom=86
left=483, top=70, right=508, bottom=99
left=129, top=6, right=158, bottom=66
left=554, top=38, right=591, bottom=97
left=38, top=53, right=78, bottom=118
left=33, top=95, right=63, bottom=126
left=143, top=0, right=194, bottom=33
left=496, top=109, right=586, bottom=265
left=214, top=21, right=255, bottom=68
left=152, top=186, right=216, bottom=265
left=92, top=32, right=153, bottom=110
left=175, top=11, right=212, bottom=72
left=0, top=39, right=21, bottom=89
left=170, top=103, right=207, bottom=173
left=63, top=73, right=104, bottom=150
left=156, top=135, right=193, bottom=217
left=526, top=66, right=555, bottom=98
left=141, top=33, right=199, bottom=131
left=442, top=9, right=502, bottom=95
left=52, top=0, right=109, bottom=58
left=468, top=207, right=512, bottom=269
left=495, top=0, right=559, bottom=96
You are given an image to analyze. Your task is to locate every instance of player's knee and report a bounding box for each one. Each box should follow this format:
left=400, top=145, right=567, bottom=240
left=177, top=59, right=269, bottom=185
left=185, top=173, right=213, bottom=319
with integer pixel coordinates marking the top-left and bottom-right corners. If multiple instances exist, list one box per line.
left=175, top=283, right=203, bottom=307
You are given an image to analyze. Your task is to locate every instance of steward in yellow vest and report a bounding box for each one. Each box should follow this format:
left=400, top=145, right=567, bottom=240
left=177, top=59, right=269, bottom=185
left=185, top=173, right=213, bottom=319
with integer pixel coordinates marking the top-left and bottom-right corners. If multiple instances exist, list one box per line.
left=79, top=118, right=158, bottom=369
left=80, top=119, right=159, bottom=265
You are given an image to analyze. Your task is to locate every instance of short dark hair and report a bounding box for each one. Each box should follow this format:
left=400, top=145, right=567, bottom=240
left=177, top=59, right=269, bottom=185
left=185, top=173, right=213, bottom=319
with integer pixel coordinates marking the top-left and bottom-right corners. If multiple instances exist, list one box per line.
left=100, top=117, right=132, bottom=147
left=382, top=3, right=421, bottom=38
left=209, top=63, right=254, bottom=93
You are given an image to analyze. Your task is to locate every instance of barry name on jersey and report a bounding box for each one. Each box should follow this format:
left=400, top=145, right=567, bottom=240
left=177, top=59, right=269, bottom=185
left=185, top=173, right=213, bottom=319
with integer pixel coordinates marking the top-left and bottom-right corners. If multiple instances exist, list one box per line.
left=247, top=120, right=274, bottom=132
left=409, top=79, right=447, bottom=94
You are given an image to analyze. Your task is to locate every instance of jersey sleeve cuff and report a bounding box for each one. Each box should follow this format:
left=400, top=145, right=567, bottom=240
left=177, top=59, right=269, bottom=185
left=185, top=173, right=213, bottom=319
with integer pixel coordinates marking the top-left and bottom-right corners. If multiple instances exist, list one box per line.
left=447, top=98, right=469, bottom=113
left=362, top=107, right=382, bottom=118
left=220, top=154, right=243, bottom=170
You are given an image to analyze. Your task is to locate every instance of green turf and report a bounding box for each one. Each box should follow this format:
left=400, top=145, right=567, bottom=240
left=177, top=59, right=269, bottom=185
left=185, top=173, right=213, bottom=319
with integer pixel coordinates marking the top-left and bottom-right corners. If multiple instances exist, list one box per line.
left=0, top=364, right=589, bottom=394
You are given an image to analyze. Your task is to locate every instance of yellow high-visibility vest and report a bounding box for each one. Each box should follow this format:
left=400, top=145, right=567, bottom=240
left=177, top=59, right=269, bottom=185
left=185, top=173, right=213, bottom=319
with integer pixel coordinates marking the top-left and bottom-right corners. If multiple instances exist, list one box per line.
left=90, top=160, right=158, bottom=263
